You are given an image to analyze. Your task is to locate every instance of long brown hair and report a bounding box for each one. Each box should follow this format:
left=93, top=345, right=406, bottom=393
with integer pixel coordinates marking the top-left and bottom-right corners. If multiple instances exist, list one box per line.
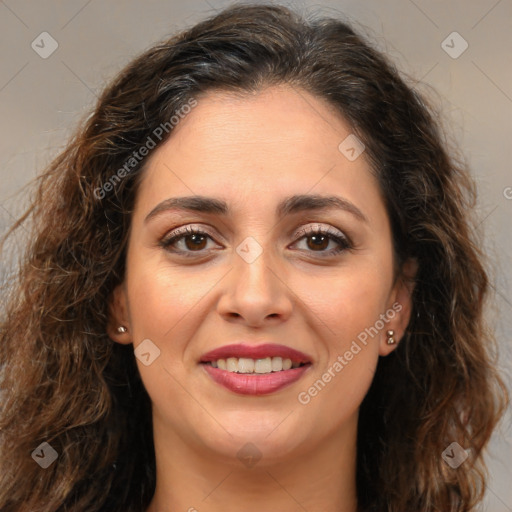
left=0, top=3, right=507, bottom=511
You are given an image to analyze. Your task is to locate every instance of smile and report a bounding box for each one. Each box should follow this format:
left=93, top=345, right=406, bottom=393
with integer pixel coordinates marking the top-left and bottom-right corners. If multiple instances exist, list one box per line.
left=203, top=356, right=306, bottom=373
left=200, top=343, right=313, bottom=395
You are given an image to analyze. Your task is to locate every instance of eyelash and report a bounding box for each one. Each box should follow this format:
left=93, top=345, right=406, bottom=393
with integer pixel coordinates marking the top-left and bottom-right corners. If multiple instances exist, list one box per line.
left=159, top=224, right=352, bottom=259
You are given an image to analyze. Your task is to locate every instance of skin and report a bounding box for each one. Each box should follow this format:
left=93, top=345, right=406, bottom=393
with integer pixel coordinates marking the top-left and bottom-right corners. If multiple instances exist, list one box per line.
left=108, top=84, right=416, bottom=512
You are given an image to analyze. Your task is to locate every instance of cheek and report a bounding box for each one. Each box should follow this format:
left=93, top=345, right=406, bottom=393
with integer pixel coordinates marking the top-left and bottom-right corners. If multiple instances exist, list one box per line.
left=292, top=274, right=387, bottom=431
left=292, top=263, right=391, bottom=401
left=125, top=253, right=228, bottom=356
left=124, top=257, right=214, bottom=403
left=297, top=264, right=392, bottom=344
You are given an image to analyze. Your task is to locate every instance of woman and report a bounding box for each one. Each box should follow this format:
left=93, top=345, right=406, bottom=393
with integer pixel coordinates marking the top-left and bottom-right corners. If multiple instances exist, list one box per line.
left=0, top=3, right=507, bottom=511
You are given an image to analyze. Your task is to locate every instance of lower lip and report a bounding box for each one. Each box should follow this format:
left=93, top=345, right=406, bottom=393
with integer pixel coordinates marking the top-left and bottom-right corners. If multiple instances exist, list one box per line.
left=202, top=363, right=311, bottom=395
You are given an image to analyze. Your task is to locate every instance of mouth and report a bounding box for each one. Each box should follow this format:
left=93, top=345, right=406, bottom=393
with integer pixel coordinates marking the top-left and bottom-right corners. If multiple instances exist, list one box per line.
left=199, top=343, right=312, bottom=395
left=201, top=357, right=309, bottom=373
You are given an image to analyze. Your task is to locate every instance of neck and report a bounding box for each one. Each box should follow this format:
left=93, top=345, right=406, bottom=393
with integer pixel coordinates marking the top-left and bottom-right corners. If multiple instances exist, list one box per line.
left=146, top=415, right=359, bottom=512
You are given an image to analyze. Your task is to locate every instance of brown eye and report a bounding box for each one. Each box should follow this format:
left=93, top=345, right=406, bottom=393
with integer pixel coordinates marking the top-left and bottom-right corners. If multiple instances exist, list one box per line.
left=305, top=233, right=330, bottom=251
left=160, top=226, right=218, bottom=256
left=292, top=225, right=352, bottom=257
left=182, top=233, right=208, bottom=251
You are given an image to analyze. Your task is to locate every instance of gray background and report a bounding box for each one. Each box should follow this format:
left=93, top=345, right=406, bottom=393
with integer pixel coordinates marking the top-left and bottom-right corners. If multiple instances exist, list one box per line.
left=0, top=0, right=510, bottom=509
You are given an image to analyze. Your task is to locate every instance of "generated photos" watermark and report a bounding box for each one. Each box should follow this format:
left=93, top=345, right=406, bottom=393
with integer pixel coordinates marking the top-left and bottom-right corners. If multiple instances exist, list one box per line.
left=94, top=97, right=198, bottom=199
left=298, top=301, right=402, bottom=405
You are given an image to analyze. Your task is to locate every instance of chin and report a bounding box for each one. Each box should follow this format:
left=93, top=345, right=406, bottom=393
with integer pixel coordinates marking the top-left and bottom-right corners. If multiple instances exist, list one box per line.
left=197, top=413, right=313, bottom=466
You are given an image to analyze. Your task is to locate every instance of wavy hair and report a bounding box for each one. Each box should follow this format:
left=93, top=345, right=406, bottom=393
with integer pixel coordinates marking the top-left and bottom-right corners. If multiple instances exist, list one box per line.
left=0, top=3, right=507, bottom=511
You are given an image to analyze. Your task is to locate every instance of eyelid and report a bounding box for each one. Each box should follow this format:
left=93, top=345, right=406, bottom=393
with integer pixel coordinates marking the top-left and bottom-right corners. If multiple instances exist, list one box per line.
left=290, top=223, right=353, bottom=254
left=291, top=223, right=351, bottom=244
left=160, top=222, right=353, bottom=256
left=292, top=223, right=342, bottom=238
left=165, top=223, right=215, bottom=236
left=163, top=223, right=348, bottom=241
left=161, top=224, right=220, bottom=245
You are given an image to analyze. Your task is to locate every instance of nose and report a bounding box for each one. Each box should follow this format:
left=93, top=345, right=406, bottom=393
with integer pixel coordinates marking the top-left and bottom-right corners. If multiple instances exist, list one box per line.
left=216, top=239, right=293, bottom=327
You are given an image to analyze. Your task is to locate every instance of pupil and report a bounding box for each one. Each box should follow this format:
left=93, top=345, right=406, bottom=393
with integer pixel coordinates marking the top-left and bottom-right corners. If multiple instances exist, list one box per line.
left=308, top=234, right=328, bottom=250
left=187, top=234, right=206, bottom=250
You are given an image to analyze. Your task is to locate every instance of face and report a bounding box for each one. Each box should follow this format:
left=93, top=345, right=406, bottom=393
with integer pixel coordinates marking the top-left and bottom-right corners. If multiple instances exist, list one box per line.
left=109, top=84, right=415, bottom=466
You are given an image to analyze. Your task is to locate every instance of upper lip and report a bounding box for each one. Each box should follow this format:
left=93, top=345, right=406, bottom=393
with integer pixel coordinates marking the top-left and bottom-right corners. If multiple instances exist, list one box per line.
left=200, top=343, right=312, bottom=364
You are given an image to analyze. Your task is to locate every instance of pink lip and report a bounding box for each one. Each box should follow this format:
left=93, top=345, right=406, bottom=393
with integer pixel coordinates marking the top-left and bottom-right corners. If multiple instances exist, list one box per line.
left=199, top=343, right=313, bottom=396
left=202, top=364, right=312, bottom=395
left=200, top=343, right=312, bottom=364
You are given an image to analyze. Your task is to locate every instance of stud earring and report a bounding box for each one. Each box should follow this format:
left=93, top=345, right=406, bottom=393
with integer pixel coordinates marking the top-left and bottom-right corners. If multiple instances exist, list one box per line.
left=117, top=326, right=128, bottom=334
left=386, top=330, right=395, bottom=345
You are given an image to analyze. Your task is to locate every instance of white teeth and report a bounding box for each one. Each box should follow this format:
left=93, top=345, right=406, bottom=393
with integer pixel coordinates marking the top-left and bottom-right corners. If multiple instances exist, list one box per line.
left=226, top=357, right=238, bottom=372
left=271, top=356, right=283, bottom=372
left=238, top=357, right=255, bottom=373
left=254, top=357, right=272, bottom=373
left=208, top=356, right=300, bottom=373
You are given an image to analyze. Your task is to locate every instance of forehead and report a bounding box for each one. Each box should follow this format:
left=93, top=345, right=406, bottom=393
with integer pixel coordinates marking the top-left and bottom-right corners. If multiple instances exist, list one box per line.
left=134, top=85, right=383, bottom=220
left=164, top=84, right=355, bottom=159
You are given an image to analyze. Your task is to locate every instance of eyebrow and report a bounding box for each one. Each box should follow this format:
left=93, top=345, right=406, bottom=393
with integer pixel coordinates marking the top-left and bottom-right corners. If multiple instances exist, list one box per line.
left=144, top=194, right=368, bottom=224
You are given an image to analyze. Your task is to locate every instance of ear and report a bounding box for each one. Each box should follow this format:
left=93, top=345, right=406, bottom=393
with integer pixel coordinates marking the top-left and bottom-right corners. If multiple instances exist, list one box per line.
left=379, top=257, right=418, bottom=356
left=107, top=282, right=132, bottom=345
